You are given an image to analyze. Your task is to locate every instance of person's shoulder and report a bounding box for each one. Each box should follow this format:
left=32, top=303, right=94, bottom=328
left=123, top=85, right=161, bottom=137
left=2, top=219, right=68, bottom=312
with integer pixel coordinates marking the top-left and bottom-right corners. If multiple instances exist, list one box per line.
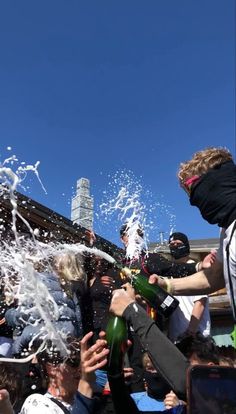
left=146, top=252, right=163, bottom=260
left=20, top=393, right=62, bottom=413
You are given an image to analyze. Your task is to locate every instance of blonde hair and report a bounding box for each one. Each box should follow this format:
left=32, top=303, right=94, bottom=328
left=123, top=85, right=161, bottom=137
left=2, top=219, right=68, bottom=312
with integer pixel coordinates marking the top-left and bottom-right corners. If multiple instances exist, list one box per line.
left=53, top=253, right=86, bottom=284
left=178, top=147, right=233, bottom=184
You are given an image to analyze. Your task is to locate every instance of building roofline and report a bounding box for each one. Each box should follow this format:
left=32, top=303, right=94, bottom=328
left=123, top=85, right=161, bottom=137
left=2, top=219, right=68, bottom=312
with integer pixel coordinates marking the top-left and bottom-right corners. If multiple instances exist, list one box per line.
left=0, top=191, right=122, bottom=259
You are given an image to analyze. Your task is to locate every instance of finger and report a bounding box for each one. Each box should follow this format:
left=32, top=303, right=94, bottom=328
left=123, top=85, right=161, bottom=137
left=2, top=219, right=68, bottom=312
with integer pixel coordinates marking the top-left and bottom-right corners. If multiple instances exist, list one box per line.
left=93, top=340, right=108, bottom=355
left=121, top=282, right=131, bottom=289
left=127, top=339, right=132, bottom=348
left=80, top=332, right=94, bottom=352
left=83, top=348, right=109, bottom=368
left=112, top=288, right=121, bottom=297
left=99, top=331, right=106, bottom=340
left=148, top=274, right=158, bottom=284
left=83, top=339, right=107, bottom=360
left=101, top=281, right=112, bottom=287
left=101, top=276, right=113, bottom=281
left=84, top=357, right=108, bottom=373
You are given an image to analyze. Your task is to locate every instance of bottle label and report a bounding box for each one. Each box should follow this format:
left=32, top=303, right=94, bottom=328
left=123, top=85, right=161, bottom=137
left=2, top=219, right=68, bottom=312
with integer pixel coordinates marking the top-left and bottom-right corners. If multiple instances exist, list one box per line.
left=163, top=296, right=174, bottom=307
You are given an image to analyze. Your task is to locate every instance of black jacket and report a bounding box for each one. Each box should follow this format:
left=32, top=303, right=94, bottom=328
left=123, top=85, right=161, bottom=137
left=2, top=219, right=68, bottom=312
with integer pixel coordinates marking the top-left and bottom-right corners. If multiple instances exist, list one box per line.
left=123, top=302, right=189, bottom=399
left=126, top=252, right=196, bottom=278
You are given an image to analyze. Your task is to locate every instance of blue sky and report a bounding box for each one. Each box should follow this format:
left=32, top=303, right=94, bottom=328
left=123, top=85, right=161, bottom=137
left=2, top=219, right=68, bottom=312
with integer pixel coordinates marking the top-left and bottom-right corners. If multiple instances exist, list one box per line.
left=0, top=1, right=235, bottom=247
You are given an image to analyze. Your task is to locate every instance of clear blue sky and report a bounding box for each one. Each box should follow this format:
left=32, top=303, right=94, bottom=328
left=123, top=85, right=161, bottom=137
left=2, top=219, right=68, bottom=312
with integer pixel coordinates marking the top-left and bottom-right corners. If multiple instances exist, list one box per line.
left=0, top=1, right=235, bottom=247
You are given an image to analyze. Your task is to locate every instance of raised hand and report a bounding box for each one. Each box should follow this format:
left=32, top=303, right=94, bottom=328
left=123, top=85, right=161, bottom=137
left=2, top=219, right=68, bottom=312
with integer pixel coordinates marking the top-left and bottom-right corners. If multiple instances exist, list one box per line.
left=78, top=331, right=109, bottom=398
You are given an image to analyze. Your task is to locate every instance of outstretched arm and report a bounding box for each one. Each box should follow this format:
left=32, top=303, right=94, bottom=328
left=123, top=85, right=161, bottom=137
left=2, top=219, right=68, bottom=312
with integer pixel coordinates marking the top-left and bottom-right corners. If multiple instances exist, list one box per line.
left=149, top=259, right=225, bottom=296
left=110, top=287, right=189, bottom=399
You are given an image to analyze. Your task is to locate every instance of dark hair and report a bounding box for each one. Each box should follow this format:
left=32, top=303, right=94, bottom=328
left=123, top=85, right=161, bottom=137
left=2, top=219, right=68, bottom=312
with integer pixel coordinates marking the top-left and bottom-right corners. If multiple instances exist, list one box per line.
left=38, top=339, right=81, bottom=368
left=120, top=224, right=144, bottom=238
left=219, top=356, right=235, bottom=367
left=0, top=363, right=22, bottom=406
left=176, top=333, right=219, bottom=365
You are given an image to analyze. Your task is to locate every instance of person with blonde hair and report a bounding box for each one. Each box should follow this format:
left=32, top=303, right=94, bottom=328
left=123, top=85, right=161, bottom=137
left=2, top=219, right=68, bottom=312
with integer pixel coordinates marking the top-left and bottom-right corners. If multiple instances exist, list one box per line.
left=149, top=147, right=236, bottom=346
left=53, top=253, right=87, bottom=300
left=53, top=253, right=86, bottom=284
left=5, top=253, right=85, bottom=355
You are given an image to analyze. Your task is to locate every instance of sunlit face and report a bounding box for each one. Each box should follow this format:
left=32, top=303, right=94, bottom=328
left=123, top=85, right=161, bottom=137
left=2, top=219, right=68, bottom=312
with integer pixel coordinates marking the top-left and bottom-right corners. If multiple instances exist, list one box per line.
left=58, top=363, right=81, bottom=392
left=47, top=361, right=81, bottom=396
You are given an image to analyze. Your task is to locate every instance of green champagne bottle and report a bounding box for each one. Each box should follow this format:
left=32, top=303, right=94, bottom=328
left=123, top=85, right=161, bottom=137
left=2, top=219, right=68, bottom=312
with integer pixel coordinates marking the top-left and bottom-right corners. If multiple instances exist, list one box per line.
left=130, top=271, right=179, bottom=318
left=113, top=262, right=179, bottom=318
left=106, top=314, right=128, bottom=375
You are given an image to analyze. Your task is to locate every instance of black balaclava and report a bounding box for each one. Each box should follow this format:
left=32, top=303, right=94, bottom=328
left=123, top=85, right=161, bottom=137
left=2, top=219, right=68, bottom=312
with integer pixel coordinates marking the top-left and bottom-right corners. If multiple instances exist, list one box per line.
left=144, top=371, right=171, bottom=400
left=190, top=161, right=236, bottom=229
left=169, top=232, right=190, bottom=260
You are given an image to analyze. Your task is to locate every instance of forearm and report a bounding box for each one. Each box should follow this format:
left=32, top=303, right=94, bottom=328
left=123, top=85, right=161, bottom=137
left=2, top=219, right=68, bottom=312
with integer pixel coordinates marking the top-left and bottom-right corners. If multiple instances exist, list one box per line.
left=187, top=299, right=206, bottom=333
left=78, top=379, right=93, bottom=399
left=123, top=303, right=188, bottom=399
left=170, top=261, right=225, bottom=296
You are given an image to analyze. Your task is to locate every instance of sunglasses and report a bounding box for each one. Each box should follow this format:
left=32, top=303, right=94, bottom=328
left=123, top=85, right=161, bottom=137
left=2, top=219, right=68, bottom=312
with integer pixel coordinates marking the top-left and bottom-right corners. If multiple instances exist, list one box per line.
left=182, top=175, right=200, bottom=195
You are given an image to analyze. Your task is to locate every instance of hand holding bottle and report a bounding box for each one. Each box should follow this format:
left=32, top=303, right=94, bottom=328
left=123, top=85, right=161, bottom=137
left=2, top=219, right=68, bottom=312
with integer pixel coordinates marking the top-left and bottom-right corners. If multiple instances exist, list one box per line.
left=110, top=285, right=136, bottom=317
left=149, top=274, right=168, bottom=288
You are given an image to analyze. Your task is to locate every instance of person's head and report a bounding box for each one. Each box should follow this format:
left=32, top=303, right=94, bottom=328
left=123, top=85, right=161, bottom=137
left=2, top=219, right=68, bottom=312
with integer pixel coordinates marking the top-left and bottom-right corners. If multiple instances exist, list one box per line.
left=53, top=253, right=86, bottom=284
left=177, top=147, right=236, bottom=229
left=38, top=340, right=81, bottom=401
left=142, top=353, right=171, bottom=399
left=176, top=333, right=219, bottom=366
left=178, top=147, right=233, bottom=195
left=120, top=223, right=144, bottom=248
left=169, top=232, right=190, bottom=260
left=219, top=356, right=235, bottom=367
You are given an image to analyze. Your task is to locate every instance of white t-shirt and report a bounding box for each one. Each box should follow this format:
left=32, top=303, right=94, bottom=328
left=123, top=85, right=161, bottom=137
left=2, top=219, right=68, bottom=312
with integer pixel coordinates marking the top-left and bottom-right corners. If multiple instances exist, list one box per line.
left=168, top=259, right=211, bottom=342
left=216, top=220, right=236, bottom=317
left=20, top=392, right=72, bottom=414
left=168, top=294, right=211, bottom=342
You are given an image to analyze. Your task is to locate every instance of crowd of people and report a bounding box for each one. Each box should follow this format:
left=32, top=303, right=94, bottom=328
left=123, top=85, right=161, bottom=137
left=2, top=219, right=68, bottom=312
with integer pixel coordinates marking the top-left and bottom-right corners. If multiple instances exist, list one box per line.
left=0, top=146, right=235, bottom=414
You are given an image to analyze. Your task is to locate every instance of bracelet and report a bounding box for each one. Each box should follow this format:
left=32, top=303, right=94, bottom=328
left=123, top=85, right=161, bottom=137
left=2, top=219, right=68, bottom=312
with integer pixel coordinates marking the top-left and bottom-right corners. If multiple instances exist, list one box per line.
left=164, top=278, right=174, bottom=295
left=196, top=262, right=201, bottom=272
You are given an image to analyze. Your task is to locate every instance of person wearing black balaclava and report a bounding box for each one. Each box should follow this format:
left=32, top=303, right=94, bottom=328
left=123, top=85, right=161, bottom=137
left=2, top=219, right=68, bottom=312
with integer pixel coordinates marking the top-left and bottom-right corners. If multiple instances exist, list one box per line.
left=169, top=233, right=191, bottom=262
left=168, top=232, right=211, bottom=343
left=149, top=147, right=236, bottom=348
